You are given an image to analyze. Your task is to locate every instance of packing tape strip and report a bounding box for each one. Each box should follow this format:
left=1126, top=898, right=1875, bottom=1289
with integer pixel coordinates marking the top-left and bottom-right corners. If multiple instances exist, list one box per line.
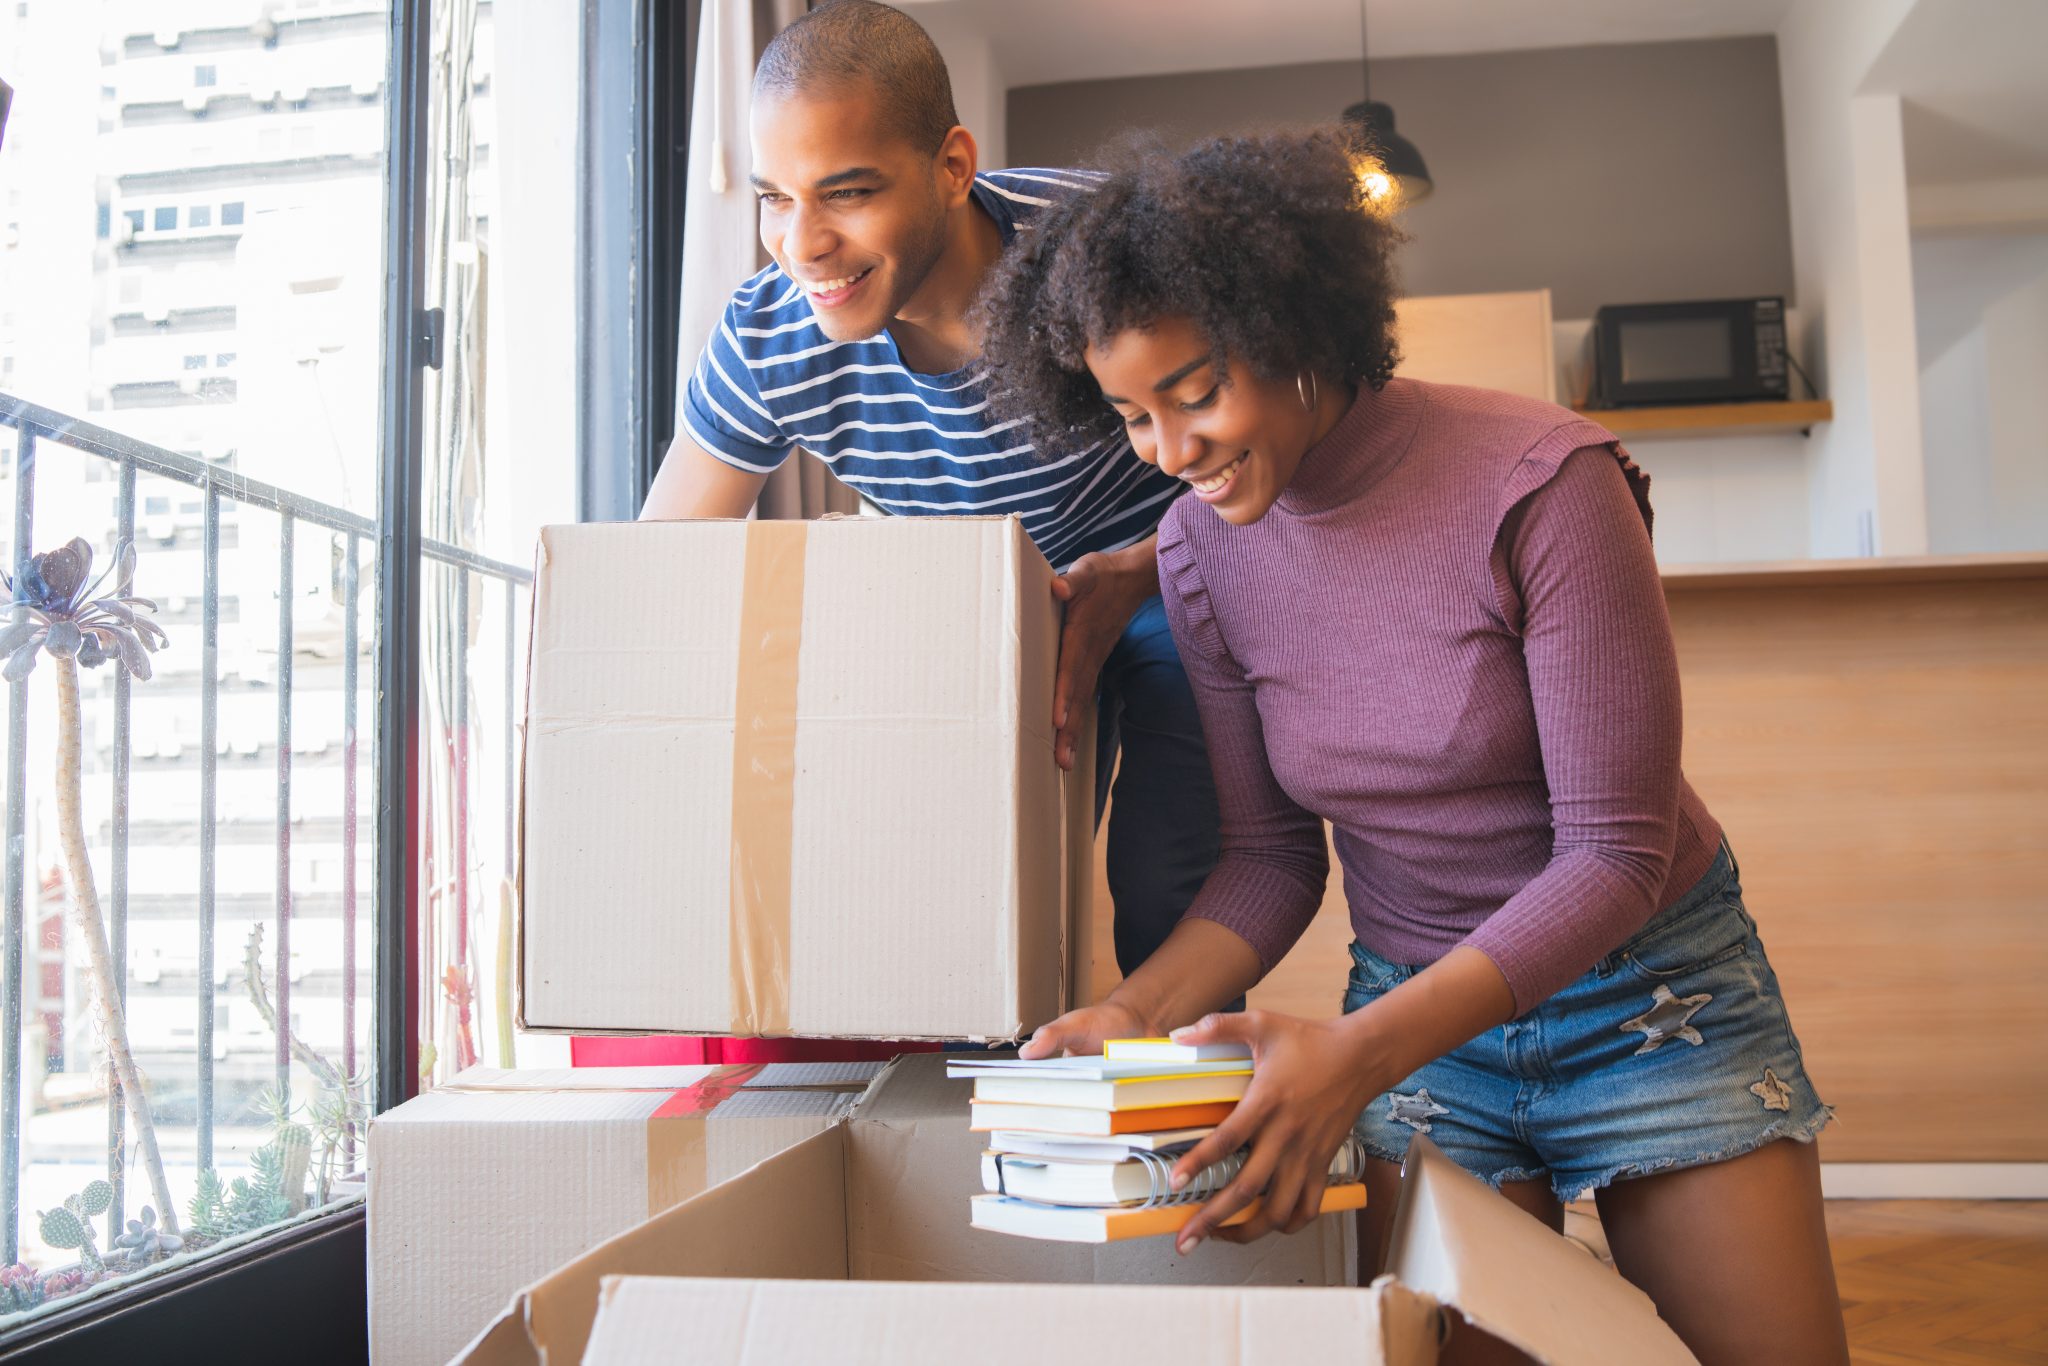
left=728, top=519, right=808, bottom=1036
left=644, top=1062, right=765, bottom=1215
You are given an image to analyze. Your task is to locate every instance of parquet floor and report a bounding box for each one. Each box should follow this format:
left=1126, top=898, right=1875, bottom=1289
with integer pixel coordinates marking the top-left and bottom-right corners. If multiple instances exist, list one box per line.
left=1828, top=1199, right=2048, bottom=1365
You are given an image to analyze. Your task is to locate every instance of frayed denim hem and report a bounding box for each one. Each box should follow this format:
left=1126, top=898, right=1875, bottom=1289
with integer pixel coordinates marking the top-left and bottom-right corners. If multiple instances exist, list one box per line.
left=1353, top=1135, right=1551, bottom=1193
left=1549, top=1104, right=1837, bottom=1205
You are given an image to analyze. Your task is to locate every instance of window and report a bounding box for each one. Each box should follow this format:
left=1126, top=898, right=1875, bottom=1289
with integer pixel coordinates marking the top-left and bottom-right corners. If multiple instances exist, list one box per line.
left=0, top=0, right=595, bottom=1348
left=0, top=3, right=404, bottom=1336
left=97, top=204, right=111, bottom=239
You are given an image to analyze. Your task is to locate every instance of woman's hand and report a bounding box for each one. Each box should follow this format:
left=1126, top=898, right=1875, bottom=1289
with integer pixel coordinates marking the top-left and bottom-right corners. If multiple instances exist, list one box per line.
left=1051, top=541, right=1158, bottom=771
left=1017, top=998, right=1152, bottom=1059
left=1164, top=1009, right=1388, bottom=1254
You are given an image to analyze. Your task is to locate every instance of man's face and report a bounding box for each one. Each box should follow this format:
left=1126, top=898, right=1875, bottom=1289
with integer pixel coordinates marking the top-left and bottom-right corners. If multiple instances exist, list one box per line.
left=751, top=90, right=950, bottom=342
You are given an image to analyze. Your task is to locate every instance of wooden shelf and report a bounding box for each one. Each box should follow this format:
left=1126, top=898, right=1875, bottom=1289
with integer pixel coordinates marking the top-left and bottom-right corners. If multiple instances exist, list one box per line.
left=1572, top=398, right=1833, bottom=439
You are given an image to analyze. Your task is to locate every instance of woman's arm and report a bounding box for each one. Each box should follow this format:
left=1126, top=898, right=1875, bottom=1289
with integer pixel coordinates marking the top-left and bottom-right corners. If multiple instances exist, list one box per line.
left=1020, top=533, right=1329, bottom=1058
left=1461, top=444, right=1687, bottom=1014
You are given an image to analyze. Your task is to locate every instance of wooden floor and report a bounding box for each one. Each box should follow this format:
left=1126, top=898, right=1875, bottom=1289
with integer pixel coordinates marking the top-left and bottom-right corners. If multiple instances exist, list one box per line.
left=1829, top=1199, right=2048, bottom=1365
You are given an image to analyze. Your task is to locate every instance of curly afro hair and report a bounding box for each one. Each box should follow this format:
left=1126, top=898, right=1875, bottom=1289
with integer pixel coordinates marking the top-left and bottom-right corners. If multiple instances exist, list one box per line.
left=975, top=128, right=1407, bottom=453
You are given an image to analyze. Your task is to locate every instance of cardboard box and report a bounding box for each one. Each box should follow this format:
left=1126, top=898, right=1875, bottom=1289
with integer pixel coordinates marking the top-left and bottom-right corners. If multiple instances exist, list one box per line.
left=518, top=516, right=1093, bottom=1041
left=454, top=1054, right=1363, bottom=1366
left=366, top=1061, right=880, bottom=1366
left=577, top=1135, right=1701, bottom=1365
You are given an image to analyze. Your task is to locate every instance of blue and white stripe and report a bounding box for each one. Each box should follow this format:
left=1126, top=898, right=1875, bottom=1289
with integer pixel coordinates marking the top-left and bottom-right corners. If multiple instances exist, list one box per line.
left=680, top=167, right=1180, bottom=570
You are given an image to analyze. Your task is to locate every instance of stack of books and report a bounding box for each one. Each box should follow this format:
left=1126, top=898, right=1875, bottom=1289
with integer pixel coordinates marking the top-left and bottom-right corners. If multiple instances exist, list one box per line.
left=950, top=1038, right=1368, bottom=1243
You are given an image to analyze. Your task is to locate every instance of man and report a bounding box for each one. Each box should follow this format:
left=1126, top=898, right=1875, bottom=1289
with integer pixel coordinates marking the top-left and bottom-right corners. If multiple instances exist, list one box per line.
left=633, top=0, right=1220, bottom=1060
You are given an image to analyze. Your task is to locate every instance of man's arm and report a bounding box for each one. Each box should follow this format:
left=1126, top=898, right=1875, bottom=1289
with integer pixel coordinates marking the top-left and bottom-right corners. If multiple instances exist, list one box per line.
left=639, top=432, right=771, bottom=520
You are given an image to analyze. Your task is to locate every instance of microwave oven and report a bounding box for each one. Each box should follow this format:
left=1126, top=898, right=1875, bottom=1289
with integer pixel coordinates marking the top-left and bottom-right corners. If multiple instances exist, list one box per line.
left=1587, top=297, right=1789, bottom=408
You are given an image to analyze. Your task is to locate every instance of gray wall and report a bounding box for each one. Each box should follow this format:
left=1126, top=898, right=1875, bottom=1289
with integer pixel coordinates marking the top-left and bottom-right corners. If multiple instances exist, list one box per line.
left=1006, top=37, right=1793, bottom=320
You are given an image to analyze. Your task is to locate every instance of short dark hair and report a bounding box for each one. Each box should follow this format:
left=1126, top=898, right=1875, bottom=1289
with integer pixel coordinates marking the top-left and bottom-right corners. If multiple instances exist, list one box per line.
left=754, top=0, right=959, bottom=155
left=976, top=129, right=1406, bottom=452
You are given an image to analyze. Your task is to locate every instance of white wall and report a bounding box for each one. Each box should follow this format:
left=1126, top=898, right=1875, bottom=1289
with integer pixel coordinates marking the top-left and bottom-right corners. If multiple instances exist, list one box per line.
left=488, top=1, right=580, bottom=562
left=1913, top=232, right=2048, bottom=553
left=916, top=10, right=1007, bottom=169
left=1776, top=0, right=1926, bottom=557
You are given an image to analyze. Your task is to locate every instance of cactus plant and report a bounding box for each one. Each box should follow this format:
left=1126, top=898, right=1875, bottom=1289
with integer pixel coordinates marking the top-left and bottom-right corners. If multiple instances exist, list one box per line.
left=36, top=1180, right=116, bottom=1273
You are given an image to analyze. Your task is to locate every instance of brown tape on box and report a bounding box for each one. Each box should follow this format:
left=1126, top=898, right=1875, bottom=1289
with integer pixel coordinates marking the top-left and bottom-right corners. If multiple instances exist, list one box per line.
left=728, top=520, right=808, bottom=1036
left=644, top=1063, right=764, bottom=1214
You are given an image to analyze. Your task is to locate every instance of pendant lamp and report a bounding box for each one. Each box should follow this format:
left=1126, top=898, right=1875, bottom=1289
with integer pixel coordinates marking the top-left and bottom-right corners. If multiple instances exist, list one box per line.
left=1340, top=0, right=1432, bottom=204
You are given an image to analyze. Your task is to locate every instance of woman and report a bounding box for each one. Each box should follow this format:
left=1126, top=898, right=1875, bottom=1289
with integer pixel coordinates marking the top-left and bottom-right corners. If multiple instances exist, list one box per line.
left=979, top=130, right=1847, bottom=1366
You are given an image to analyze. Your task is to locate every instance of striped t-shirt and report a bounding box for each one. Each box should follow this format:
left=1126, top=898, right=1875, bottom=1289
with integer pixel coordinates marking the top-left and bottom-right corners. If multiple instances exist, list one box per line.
left=680, top=167, right=1185, bottom=570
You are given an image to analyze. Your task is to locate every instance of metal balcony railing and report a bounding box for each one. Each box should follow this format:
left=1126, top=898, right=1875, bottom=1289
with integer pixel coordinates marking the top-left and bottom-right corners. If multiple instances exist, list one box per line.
left=0, top=392, right=529, bottom=1264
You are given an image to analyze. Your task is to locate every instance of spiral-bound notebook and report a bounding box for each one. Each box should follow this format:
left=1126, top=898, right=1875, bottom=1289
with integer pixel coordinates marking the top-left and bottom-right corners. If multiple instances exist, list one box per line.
left=968, top=1183, right=1368, bottom=1243
left=979, top=1134, right=1367, bottom=1208
left=970, top=1134, right=1368, bottom=1242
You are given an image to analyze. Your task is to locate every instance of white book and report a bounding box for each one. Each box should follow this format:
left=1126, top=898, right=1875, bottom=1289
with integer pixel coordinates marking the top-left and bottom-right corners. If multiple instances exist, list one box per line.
left=987, top=1127, right=1216, bottom=1158
left=969, top=1070, right=1250, bottom=1111
left=944, top=1055, right=1254, bottom=1082
left=1102, top=1038, right=1254, bottom=1063
left=981, top=1136, right=1367, bottom=1208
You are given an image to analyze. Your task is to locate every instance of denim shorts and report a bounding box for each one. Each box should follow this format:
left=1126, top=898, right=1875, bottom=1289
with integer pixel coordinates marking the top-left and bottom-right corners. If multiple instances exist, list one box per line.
left=1342, top=841, right=1833, bottom=1204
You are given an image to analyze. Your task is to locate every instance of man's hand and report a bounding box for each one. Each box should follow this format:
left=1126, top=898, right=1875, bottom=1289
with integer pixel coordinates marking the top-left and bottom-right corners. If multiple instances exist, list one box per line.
left=1017, top=999, right=1151, bottom=1059
left=1051, top=539, right=1159, bottom=770
left=1163, top=1009, right=1389, bottom=1255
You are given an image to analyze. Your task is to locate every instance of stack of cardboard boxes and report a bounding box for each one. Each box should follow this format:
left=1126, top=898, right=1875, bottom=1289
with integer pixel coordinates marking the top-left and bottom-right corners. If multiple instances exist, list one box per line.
left=369, top=517, right=1697, bottom=1365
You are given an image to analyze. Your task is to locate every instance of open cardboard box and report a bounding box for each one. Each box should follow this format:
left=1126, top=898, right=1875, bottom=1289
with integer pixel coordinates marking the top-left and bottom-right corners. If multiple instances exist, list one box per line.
left=367, top=1062, right=881, bottom=1366
left=517, top=516, right=1095, bottom=1043
left=455, top=1056, right=1697, bottom=1365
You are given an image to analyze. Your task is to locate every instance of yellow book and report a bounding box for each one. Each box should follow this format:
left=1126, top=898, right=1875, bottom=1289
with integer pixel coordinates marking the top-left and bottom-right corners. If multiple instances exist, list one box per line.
left=969, top=1070, right=1251, bottom=1111
left=1103, top=1037, right=1254, bottom=1063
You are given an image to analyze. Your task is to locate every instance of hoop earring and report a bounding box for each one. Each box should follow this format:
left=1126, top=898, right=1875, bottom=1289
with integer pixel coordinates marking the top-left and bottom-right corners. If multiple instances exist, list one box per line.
left=1296, top=370, right=1319, bottom=412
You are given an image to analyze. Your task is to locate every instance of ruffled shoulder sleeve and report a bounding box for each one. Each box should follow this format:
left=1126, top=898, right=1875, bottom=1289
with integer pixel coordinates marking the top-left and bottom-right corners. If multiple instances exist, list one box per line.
left=1156, top=504, right=1232, bottom=664
left=1487, top=417, right=1654, bottom=636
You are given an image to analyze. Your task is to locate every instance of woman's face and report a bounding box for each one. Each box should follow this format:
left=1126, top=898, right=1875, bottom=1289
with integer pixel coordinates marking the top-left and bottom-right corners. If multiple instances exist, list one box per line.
left=1085, top=317, right=1324, bottom=527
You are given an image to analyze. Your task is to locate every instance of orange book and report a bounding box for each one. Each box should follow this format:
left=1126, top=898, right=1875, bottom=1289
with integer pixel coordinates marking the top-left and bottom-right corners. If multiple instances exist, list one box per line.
left=969, top=1182, right=1367, bottom=1243
left=968, top=1099, right=1236, bottom=1136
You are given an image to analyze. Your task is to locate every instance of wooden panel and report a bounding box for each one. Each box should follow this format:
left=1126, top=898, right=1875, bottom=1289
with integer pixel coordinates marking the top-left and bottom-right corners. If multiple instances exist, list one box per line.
left=1087, top=564, right=2048, bottom=1162
left=1665, top=575, right=2048, bottom=1162
left=1393, top=291, right=1556, bottom=402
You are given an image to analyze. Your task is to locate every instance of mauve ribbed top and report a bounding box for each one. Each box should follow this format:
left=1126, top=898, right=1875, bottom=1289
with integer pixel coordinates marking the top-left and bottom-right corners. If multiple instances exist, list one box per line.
left=1157, top=377, right=1722, bottom=1014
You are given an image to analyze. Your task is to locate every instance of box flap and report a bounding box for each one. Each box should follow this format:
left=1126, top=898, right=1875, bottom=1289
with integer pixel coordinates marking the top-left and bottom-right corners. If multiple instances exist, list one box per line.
left=1383, top=1137, right=1698, bottom=1364
left=436, top=1062, right=884, bottom=1094
left=451, top=1127, right=853, bottom=1366
left=582, top=1277, right=1438, bottom=1365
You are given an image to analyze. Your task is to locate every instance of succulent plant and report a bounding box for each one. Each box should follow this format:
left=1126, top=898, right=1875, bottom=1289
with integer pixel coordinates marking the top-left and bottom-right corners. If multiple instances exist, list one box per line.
left=0, top=537, right=166, bottom=682
left=0, top=1263, right=46, bottom=1315
left=112, top=1205, right=183, bottom=1263
left=7, top=537, right=179, bottom=1237
left=36, top=1181, right=115, bottom=1273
